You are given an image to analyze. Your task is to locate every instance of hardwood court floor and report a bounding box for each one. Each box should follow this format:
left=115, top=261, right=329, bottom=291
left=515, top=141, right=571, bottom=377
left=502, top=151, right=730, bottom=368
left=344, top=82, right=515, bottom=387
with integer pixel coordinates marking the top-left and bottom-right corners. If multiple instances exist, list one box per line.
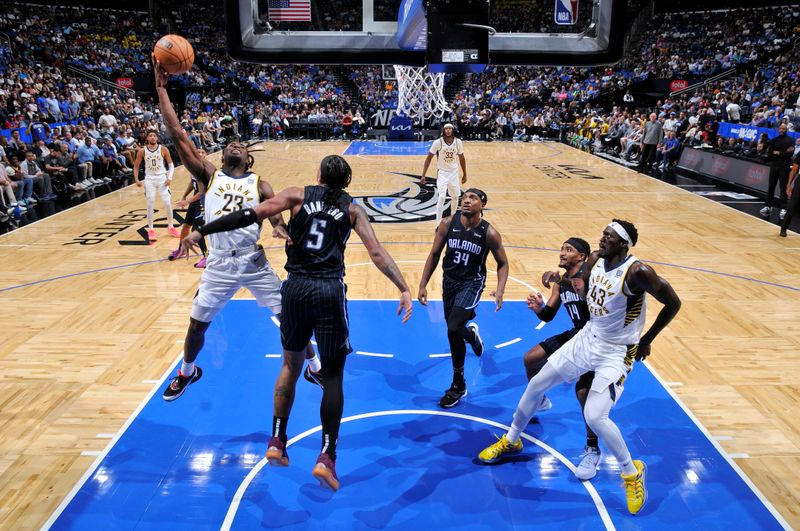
left=1, top=141, right=799, bottom=529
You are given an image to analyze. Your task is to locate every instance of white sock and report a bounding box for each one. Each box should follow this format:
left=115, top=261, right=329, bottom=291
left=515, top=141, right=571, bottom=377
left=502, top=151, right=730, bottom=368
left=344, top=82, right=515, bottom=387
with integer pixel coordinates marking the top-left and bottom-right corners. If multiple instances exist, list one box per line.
left=621, top=459, right=637, bottom=476
left=180, top=361, right=196, bottom=377
left=308, top=354, right=321, bottom=373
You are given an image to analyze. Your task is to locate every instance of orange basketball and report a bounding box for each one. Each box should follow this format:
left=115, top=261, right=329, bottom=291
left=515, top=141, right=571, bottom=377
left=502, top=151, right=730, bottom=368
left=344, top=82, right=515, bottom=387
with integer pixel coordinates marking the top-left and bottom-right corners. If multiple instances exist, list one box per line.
left=153, top=34, right=194, bottom=75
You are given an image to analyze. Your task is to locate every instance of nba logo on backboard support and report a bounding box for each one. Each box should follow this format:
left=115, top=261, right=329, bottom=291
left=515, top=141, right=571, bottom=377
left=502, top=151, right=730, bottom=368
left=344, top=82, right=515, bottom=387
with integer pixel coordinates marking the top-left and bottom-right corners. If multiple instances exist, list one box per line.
left=555, top=0, right=578, bottom=25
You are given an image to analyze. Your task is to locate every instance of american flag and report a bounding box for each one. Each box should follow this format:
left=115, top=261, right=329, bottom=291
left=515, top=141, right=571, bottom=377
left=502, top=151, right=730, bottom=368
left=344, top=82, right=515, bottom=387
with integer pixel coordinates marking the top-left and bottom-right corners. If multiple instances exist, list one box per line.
left=268, top=0, right=311, bottom=21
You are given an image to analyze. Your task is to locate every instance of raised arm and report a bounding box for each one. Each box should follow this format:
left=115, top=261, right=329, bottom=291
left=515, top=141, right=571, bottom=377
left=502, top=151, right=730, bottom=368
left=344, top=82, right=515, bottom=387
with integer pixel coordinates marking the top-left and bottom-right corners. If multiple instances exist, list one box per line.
left=526, top=280, right=562, bottom=322
left=153, top=57, right=214, bottom=185
left=350, top=203, right=412, bottom=323
left=487, top=225, right=508, bottom=311
left=627, top=262, right=681, bottom=360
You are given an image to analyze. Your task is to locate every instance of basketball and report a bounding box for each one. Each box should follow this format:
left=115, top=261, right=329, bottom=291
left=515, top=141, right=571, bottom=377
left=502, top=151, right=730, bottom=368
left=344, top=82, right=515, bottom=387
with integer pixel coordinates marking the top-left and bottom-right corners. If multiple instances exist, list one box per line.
left=153, top=34, right=194, bottom=75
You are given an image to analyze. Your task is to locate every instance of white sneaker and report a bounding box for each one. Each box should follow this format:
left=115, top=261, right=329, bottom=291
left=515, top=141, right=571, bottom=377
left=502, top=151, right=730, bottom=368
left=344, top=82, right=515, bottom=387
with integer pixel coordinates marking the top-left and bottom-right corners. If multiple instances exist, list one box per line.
left=102, top=177, right=112, bottom=183
left=91, top=178, right=103, bottom=185
left=575, top=446, right=601, bottom=480
left=536, top=394, right=553, bottom=411
left=81, top=179, right=93, bottom=187
left=759, top=206, right=772, bottom=216
left=780, top=209, right=787, bottom=221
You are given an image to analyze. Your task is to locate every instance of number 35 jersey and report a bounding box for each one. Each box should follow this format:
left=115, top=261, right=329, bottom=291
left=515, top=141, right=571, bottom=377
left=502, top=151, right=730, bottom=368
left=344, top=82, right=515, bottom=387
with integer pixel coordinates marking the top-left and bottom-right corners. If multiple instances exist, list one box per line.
left=443, top=213, right=490, bottom=282
left=586, top=255, right=646, bottom=345
left=285, top=185, right=353, bottom=279
left=205, top=170, right=261, bottom=251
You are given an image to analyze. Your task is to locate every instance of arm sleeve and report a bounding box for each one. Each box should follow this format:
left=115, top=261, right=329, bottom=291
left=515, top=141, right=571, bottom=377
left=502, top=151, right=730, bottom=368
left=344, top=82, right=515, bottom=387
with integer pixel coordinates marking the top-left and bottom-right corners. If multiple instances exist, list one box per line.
left=198, top=208, right=258, bottom=236
left=167, top=162, right=175, bottom=180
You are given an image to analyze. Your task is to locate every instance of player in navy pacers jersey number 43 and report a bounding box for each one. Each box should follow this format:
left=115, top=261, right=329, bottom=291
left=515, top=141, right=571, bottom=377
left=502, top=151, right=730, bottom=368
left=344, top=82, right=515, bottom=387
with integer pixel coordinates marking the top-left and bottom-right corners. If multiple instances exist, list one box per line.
left=418, top=188, right=509, bottom=409
left=180, top=154, right=413, bottom=492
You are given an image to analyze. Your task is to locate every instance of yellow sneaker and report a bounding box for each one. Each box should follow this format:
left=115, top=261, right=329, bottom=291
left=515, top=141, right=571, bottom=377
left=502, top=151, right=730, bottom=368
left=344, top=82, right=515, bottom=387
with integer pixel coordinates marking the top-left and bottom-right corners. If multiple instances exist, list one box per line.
left=478, top=434, right=523, bottom=464
left=621, top=459, right=647, bottom=515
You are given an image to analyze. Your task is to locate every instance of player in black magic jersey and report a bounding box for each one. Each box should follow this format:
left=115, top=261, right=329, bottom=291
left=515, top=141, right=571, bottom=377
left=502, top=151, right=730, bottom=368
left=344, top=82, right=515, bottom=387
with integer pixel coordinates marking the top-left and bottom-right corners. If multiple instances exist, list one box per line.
left=418, top=188, right=509, bottom=408
left=182, top=155, right=413, bottom=492
left=525, top=237, right=604, bottom=479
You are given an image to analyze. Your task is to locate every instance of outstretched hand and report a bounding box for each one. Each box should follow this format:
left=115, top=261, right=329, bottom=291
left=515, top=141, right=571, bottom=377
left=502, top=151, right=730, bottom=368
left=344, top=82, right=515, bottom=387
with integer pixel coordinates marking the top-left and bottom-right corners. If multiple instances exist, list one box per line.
left=635, top=342, right=651, bottom=361
left=491, top=290, right=503, bottom=312
left=526, top=291, right=544, bottom=311
left=398, top=291, right=413, bottom=323
left=178, top=230, right=202, bottom=258
left=541, top=270, right=560, bottom=288
left=152, top=55, right=169, bottom=89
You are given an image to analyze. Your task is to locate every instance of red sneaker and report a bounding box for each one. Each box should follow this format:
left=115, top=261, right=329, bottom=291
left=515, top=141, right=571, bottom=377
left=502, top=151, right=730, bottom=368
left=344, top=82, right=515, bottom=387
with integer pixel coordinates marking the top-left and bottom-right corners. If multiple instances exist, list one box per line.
left=266, top=436, right=289, bottom=467
left=167, top=226, right=180, bottom=238
left=312, top=453, right=339, bottom=491
left=147, top=228, right=157, bottom=243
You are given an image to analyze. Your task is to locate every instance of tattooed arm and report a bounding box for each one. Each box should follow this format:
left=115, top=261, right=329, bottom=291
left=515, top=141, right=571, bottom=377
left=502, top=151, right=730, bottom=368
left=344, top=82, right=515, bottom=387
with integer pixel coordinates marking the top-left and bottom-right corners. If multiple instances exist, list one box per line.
left=350, top=203, right=412, bottom=323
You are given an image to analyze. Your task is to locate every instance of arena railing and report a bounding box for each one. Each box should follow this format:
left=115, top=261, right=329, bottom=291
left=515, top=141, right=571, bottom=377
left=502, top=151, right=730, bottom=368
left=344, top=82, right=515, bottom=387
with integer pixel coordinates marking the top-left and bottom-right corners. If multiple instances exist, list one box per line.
left=65, top=65, right=135, bottom=99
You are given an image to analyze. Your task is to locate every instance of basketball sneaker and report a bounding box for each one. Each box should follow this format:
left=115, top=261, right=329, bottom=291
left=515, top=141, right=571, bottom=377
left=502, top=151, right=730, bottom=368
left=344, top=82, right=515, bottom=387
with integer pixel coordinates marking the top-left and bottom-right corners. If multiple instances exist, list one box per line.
left=621, top=460, right=647, bottom=515
left=168, top=226, right=180, bottom=237
left=303, top=365, right=323, bottom=388
left=266, top=436, right=289, bottom=467
left=439, top=382, right=467, bottom=408
left=467, top=322, right=483, bottom=356
left=167, top=249, right=181, bottom=261
left=536, top=394, right=553, bottom=411
left=478, top=433, right=523, bottom=464
left=162, top=366, right=203, bottom=401
left=574, top=446, right=601, bottom=480
left=312, top=453, right=339, bottom=491
left=147, top=228, right=157, bottom=243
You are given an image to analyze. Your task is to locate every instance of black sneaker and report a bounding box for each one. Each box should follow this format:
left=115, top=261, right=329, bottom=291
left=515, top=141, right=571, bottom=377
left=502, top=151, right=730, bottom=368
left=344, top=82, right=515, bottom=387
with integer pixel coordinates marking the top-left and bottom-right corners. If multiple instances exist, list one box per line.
left=467, top=322, right=484, bottom=357
left=303, top=365, right=323, bottom=388
left=439, top=383, right=467, bottom=409
left=780, top=229, right=787, bottom=237
left=162, top=366, right=203, bottom=401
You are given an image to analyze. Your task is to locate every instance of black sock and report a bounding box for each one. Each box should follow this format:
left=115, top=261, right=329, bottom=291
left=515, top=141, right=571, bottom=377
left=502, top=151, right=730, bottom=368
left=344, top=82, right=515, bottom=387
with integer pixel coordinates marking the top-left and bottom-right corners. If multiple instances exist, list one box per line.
left=453, top=366, right=465, bottom=388
left=272, top=416, right=288, bottom=444
left=321, top=431, right=337, bottom=460
left=586, top=435, right=599, bottom=449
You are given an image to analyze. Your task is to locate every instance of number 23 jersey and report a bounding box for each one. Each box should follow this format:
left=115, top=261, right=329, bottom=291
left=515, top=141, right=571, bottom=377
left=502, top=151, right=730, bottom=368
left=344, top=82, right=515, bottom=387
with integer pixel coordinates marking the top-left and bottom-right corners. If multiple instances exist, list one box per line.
left=204, top=169, right=261, bottom=251
left=285, top=185, right=353, bottom=279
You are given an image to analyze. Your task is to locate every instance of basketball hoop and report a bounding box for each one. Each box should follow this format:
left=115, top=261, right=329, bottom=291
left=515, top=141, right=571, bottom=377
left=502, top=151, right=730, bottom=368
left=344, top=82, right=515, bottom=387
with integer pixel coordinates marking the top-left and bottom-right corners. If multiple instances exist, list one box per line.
left=394, top=64, right=451, bottom=120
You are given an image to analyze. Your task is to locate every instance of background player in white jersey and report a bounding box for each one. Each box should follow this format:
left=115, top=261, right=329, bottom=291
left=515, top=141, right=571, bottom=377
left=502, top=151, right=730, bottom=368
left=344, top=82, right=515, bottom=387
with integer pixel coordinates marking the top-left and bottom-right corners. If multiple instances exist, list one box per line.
left=478, top=219, right=681, bottom=516
left=133, top=130, right=179, bottom=243
left=149, top=59, right=320, bottom=401
left=420, top=124, right=467, bottom=225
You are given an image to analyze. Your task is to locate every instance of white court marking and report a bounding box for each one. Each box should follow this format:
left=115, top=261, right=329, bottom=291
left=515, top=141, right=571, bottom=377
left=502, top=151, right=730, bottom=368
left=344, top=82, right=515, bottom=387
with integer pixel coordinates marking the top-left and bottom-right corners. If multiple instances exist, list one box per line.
left=494, top=337, right=522, bottom=348
left=220, top=410, right=616, bottom=531
left=429, top=353, right=452, bottom=358
left=536, top=321, right=546, bottom=330
left=355, top=351, right=394, bottom=358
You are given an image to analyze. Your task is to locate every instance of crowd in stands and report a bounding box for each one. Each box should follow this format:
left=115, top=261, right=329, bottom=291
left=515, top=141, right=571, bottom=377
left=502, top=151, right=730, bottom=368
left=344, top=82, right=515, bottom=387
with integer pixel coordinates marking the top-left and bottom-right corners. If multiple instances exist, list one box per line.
left=2, top=0, right=800, bottom=228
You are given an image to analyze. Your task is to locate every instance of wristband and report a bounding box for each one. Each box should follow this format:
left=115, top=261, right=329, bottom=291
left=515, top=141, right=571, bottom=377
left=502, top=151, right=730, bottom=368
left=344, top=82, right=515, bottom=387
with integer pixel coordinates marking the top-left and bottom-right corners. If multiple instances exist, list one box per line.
left=537, top=305, right=556, bottom=322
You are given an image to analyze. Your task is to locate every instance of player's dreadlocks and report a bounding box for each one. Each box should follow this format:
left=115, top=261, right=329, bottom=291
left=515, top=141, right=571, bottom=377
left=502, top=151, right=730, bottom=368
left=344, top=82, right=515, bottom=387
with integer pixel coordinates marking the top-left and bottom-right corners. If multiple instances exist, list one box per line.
left=319, top=155, right=352, bottom=209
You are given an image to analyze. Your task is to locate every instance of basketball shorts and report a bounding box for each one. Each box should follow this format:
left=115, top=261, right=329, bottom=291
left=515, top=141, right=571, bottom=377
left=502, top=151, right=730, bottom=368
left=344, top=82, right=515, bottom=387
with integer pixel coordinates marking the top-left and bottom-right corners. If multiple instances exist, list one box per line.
left=185, top=198, right=204, bottom=228
left=443, top=276, right=485, bottom=321
left=144, top=174, right=170, bottom=200
left=279, top=274, right=352, bottom=358
left=540, top=327, right=580, bottom=356
left=546, top=323, right=634, bottom=402
left=191, top=245, right=282, bottom=322
left=437, top=170, right=461, bottom=198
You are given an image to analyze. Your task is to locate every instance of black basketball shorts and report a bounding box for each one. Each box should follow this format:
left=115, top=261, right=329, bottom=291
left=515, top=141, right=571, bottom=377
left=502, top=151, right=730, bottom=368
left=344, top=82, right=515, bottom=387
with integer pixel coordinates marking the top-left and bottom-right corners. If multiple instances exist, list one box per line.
left=279, top=275, right=353, bottom=358
left=540, top=327, right=580, bottom=357
left=443, top=276, right=485, bottom=321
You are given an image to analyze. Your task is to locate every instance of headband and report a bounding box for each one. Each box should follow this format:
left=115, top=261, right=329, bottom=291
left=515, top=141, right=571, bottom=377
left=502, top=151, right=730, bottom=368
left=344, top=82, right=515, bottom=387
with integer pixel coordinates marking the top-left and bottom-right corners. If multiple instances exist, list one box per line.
left=608, top=222, right=633, bottom=247
left=464, top=187, right=487, bottom=205
left=565, top=237, right=590, bottom=257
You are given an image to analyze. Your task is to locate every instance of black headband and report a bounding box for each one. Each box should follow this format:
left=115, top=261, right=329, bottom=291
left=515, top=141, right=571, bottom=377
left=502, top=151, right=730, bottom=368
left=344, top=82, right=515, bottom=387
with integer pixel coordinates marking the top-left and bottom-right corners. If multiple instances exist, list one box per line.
left=464, top=187, right=487, bottom=205
left=565, top=237, right=590, bottom=257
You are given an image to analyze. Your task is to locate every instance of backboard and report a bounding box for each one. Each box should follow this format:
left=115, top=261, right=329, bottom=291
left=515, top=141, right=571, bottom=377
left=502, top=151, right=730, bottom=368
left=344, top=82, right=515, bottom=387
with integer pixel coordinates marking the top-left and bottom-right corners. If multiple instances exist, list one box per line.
left=225, top=0, right=627, bottom=68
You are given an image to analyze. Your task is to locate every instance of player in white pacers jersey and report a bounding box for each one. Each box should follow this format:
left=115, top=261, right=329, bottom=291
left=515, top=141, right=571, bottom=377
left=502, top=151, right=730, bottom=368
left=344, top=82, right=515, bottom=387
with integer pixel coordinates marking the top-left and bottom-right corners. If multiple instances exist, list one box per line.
left=478, top=219, right=681, bottom=516
left=149, top=58, right=320, bottom=401
left=133, top=131, right=179, bottom=242
left=421, top=123, right=467, bottom=225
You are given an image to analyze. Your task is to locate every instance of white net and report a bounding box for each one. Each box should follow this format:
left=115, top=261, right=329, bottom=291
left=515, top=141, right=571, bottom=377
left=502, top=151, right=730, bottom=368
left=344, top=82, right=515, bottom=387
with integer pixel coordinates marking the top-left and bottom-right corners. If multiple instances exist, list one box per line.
left=393, top=65, right=451, bottom=120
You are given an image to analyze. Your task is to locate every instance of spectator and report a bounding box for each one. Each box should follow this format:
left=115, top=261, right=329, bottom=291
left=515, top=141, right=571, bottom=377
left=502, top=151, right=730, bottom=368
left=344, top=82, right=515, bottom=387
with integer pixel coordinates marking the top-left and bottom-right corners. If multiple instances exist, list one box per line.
left=640, top=113, right=663, bottom=170
left=20, top=150, right=56, bottom=200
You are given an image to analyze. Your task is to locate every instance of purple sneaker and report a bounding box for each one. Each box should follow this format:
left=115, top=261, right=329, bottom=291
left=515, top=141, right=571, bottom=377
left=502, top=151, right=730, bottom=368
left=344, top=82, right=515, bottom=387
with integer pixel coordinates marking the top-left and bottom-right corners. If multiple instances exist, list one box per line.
left=266, top=436, right=289, bottom=466
left=312, top=453, right=339, bottom=491
left=194, top=257, right=207, bottom=268
left=167, top=249, right=181, bottom=261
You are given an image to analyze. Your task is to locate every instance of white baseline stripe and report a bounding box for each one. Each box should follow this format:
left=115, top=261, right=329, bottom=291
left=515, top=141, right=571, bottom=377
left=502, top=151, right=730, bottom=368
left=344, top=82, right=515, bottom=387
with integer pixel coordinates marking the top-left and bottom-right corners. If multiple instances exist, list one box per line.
left=495, top=337, right=522, bottom=348
left=645, top=361, right=791, bottom=529
left=429, top=353, right=451, bottom=358
left=270, top=316, right=280, bottom=327
left=535, top=321, right=546, bottom=330
left=80, top=451, right=102, bottom=457
left=264, top=354, right=281, bottom=358
left=42, top=352, right=184, bottom=530
left=355, top=351, right=394, bottom=358
left=220, top=410, right=615, bottom=531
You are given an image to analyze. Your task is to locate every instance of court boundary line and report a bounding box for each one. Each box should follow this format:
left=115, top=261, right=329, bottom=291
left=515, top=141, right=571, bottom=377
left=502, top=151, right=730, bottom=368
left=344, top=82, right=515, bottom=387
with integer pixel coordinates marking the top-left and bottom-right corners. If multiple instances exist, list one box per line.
left=644, top=361, right=791, bottom=530
left=40, top=351, right=185, bottom=531
left=220, top=409, right=616, bottom=531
